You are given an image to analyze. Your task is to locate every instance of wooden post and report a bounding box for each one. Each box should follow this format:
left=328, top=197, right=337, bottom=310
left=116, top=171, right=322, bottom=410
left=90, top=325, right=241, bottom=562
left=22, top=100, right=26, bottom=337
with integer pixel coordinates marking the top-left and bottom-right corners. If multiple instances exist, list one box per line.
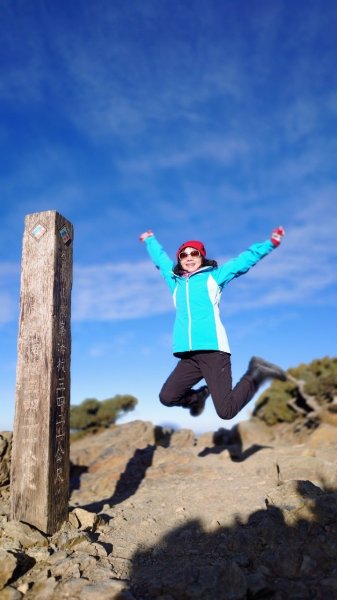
left=11, top=210, right=73, bottom=534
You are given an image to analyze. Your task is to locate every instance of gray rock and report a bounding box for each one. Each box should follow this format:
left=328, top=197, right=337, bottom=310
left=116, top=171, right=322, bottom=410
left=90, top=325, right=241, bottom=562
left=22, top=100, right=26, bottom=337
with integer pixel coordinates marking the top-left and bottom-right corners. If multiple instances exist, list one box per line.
left=169, top=428, right=197, bottom=448
left=0, top=434, right=12, bottom=488
left=247, top=568, right=274, bottom=597
left=66, top=579, right=129, bottom=599
left=45, top=550, right=68, bottom=564
left=51, top=524, right=92, bottom=552
left=0, top=586, right=23, bottom=600
left=234, top=417, right=276, bottom=449
left=0, top=550, right=18, bottom=591
left=267, top=477, right=323, bottom=502
left=2, top=521, right=48, bottom=549
left=30, top=576, right=57, bottom=600
left=49, top=558, right=81, bottom=581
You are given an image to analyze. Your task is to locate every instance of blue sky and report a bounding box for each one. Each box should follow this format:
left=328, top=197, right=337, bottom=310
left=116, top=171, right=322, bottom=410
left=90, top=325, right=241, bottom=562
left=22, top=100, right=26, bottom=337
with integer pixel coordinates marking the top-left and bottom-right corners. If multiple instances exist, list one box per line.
left=1, top=0, right=337, bottom=433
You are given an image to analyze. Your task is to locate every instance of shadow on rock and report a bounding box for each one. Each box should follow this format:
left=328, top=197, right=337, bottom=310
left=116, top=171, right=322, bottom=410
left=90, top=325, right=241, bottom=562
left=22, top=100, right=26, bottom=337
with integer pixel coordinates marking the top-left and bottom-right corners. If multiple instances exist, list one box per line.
left=78, top=445, right=156, bottom=512
left=123, top=481, right=337, bottom=600
left=69, top=463, right=88, bottom=492
left=199, top=442, right=271, bottom=462
left=198, top=425, right=272, bottom=462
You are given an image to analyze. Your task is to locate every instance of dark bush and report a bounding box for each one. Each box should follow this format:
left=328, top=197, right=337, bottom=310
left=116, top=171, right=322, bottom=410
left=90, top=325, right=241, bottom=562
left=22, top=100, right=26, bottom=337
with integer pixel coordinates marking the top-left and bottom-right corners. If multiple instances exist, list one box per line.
left=253, top=356, right=337, bottom=425
left=70, top=394, right=138, bottom=435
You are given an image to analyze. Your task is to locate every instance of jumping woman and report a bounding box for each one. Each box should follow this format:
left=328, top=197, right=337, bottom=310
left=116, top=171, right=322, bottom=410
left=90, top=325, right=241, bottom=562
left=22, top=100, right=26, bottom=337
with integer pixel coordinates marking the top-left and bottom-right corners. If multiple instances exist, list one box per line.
left=139, top=227, right=286, bottom=419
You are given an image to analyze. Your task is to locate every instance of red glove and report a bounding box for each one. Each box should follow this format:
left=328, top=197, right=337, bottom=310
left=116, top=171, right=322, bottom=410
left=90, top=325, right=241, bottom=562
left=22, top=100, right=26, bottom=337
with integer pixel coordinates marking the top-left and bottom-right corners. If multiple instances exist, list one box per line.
left=271, top=226, right=285, bottom=247
left=139, top=230, right=154, bottom=242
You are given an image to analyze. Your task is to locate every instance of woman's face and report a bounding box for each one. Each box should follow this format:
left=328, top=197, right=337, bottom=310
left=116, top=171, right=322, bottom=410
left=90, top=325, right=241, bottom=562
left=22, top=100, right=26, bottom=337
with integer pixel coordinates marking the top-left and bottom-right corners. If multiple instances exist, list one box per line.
left=179, top=246, right=203, bottom=273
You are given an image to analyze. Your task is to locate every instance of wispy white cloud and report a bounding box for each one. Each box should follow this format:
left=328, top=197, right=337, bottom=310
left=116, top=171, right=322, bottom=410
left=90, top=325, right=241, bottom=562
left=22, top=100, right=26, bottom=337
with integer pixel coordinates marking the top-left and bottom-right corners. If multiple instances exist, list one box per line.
left=1, top=1, right=337, bottom=327
left=0, top=263, right=20, bottom=324
left=0, top=292, right=17, bottom=325
left=2, top=0, right=336, bottom=148
left=222, top=210, right=337, bottom=313
left=72, top=260, right=173, bottom=321
left=117, top=137, right=250, bottom=173
left=72, top=211, right=337, bottom=322
left=87, top=330, right=136, bottom=358
left=282, top=99, right=322, bottom=143
left=2, top=192, right=336, bottom=326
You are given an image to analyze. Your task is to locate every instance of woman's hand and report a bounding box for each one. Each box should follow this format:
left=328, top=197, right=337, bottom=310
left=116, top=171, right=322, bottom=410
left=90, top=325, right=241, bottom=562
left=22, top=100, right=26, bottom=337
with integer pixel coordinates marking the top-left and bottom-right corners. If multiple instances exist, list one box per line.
left=139, top=230, right=154, bottom=242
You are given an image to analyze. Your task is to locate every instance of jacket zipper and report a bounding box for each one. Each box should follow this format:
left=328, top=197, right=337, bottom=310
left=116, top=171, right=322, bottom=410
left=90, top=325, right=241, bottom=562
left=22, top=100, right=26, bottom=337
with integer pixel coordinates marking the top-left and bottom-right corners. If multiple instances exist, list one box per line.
left=186, top=275, right=192, bottom=349
left=180, top=267, right=211, bottom=351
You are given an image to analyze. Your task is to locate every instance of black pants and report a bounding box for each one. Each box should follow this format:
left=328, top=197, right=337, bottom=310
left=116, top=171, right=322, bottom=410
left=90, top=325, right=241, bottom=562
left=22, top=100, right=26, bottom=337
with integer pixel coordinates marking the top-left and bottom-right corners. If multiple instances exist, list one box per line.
left=159, top=351, right=257, bottom=420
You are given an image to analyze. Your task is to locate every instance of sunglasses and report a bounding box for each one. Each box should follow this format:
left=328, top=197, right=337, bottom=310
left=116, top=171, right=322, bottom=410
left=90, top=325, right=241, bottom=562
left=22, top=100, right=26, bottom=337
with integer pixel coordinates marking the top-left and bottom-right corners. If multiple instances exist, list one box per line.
left=179, top=249, right=201, bottom=260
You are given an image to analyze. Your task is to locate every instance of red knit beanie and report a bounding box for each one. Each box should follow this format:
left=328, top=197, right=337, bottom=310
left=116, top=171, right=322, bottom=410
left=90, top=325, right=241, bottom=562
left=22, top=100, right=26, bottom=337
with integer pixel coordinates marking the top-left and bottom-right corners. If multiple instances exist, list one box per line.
left=176, top=240, right=206, bottom=259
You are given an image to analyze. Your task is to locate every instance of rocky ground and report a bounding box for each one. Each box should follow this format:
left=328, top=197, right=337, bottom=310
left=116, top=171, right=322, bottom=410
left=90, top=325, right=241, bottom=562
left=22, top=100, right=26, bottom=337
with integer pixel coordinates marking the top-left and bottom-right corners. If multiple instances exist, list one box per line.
left=1, top=416, right=337, bottom=600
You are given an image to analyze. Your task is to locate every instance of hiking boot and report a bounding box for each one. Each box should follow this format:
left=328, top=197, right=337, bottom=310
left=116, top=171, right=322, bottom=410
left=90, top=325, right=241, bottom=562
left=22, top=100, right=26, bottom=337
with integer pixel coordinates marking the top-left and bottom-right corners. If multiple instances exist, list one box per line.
left=188, top=385, right=210, bottom=417
left=247, top=356, right=287, bottom=388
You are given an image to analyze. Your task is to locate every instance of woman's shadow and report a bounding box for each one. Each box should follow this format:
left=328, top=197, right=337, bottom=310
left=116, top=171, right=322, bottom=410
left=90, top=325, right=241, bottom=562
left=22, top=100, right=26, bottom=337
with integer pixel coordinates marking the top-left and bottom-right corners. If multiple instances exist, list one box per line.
left=124, top=480, right=337, bottom=599
left=198, top=424, right=272, bottom=461
left=70, top=426, right=173, bottom=513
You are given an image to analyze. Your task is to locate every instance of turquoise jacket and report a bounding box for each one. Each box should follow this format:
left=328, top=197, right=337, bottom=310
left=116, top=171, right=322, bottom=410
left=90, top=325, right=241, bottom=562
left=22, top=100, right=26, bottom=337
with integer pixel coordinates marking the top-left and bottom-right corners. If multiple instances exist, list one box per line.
left=145, top=236, right=275, bottom=355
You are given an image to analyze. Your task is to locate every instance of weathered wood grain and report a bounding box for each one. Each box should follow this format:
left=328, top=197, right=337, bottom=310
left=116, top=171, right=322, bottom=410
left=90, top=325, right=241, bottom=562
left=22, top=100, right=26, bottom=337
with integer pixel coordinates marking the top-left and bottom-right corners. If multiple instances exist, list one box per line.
left=10, top=211, right=73, bottom=534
